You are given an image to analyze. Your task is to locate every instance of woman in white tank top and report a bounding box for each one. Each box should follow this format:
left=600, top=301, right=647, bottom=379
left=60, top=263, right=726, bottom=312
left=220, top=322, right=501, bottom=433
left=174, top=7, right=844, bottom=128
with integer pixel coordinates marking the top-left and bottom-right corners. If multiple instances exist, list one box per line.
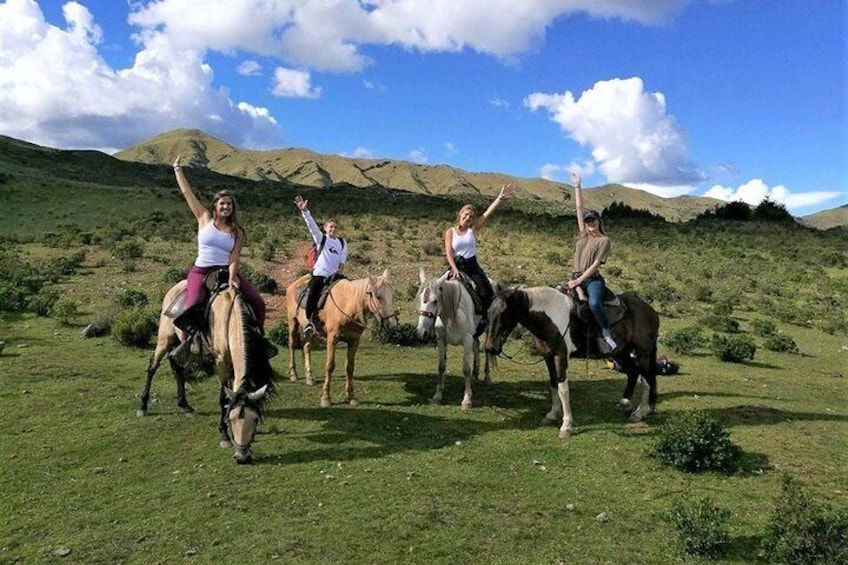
left=444, top=183, right=514, bottom=332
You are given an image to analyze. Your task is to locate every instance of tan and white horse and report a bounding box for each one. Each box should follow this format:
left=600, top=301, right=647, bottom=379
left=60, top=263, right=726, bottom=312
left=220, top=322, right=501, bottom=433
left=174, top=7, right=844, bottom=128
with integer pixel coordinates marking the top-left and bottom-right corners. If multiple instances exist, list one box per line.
left=416, top=268, right=493, bottom=411
left=139, top=278, right=273, bottom=463
left=286, top=269, right=396, bottom=407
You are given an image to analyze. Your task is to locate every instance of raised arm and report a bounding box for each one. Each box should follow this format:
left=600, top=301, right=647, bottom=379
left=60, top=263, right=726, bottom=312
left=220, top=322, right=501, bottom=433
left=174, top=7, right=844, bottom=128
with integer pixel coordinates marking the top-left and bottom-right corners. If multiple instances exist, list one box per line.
left=173, top=155, right=210, bottom=225
left=571, top=171, right=585, bottom=233
left=475, top=183, right=514, bottom=230
left=293, top=195, right=324, bottom=244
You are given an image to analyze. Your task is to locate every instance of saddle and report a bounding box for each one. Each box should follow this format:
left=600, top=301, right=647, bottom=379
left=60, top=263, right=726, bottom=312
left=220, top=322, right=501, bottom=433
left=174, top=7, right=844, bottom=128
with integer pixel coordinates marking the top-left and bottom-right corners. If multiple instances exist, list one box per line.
left=295, top=273, right=348, bottom=332
left=560, top=285, right=628, bottom=360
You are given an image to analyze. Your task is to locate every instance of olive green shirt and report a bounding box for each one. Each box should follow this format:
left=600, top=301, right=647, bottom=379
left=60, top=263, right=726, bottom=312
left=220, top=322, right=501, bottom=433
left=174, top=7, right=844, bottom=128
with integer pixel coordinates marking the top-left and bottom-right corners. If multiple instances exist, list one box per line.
left=572, top=233, right=611, bottom=273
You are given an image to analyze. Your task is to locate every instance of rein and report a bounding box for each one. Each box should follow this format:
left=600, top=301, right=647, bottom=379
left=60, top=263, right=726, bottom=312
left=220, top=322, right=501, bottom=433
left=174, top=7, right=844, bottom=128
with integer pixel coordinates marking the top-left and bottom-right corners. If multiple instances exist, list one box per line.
left=327, top=280, right=396, bottom=328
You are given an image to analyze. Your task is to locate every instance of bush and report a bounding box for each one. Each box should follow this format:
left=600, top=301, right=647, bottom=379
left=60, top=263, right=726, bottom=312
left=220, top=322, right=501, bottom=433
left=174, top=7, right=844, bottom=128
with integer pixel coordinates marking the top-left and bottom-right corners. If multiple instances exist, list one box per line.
left=661, top=326, right=705, bottom=355
left=650, top=410, right=742, bottom=473
left=240, top=264, right=278, bottom=294
left=668, top=497, right=732, bottom=558
left=751, top=318, right=778, bottom=337
left=699, top=313, right=740, bottom=333
left=116, top=289, right=149, bottom=309
left=50, top=297, right=80, bottom=325
left=27, top=289, right=60, bottom=316
left=113, top=240, right=144, bottom=260
left=711, top=334, right=756, bottom=362
left=421, top=241, right=442, bottom=257
left=763, top=333, right=799, bottom=354
left=762, top=474, right=848, bottom=564
left=112, top=308, right=157, bottom=347
left=370, top=322, right=428, bottom=346
left=162, top=267, right=187, bottom=285
left=267, top=317, right=289, bottom=346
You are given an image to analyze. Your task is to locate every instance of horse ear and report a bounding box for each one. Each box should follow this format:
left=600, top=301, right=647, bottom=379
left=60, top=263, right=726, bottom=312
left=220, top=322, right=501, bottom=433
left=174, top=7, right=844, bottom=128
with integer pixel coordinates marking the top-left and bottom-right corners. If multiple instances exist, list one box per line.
left=437, top=271, right=450, bottom=284
left=418, top=267, right=427, bottom=284
left=381, top=268, right=390, bottom=281
left=247, top=385, right=268, bottom=401
left=224, top=387, right=235, bottom=400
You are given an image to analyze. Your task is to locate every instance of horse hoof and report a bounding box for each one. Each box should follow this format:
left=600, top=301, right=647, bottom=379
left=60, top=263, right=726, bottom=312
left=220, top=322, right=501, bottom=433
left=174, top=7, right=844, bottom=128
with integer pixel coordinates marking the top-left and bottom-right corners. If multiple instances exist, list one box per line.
left=541, top=416, right=558, bottom=426
left=136, top=409, right=147, bottom=417
left=558, top=429, right=573, bottom=440
left=320, top=397, right=331, bottom=408
left=348, top=398, right=359, bottom=408
left=461, top=402, right=472, bottom=412
left=219, top=439, right=233, bottom=449
left=306, top=378, right=315, bottom=387
left=289, top=375, right=297, bottom=382
left=627, top=413, right=643, bottom=424
left=178, top=405, right=195, bottom=414
left=430, top=397, right=442, bottom=405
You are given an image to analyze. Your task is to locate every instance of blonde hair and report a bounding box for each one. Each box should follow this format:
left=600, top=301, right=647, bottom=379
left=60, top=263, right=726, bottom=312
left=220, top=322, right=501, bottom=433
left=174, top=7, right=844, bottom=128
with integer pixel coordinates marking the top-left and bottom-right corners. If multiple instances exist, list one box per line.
left=212, top=190, right=246, bottom=242
left=456, top=204, right=476, bottom=225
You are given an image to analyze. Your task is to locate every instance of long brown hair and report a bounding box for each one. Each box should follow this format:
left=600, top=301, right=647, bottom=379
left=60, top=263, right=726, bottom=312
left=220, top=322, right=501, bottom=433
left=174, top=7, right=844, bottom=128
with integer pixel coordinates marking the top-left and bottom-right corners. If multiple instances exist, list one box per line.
left=212, top=190, right=246, bottom=242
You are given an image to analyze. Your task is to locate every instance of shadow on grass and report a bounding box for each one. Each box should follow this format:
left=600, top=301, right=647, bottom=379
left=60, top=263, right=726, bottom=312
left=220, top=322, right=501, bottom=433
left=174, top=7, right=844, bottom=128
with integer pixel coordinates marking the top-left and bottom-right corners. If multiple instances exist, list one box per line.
left=722, top=534, right=766, bottom=563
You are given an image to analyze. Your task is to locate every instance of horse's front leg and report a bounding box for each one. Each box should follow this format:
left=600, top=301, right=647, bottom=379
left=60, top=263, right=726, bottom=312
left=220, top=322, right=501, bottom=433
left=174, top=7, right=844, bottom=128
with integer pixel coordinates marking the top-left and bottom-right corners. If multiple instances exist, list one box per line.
left=547, top=354, right=573, bottom=439
left=320, top=333, right=338, bottom=407
left=287, top=324, right=298, bottom=382
left=218, top=386, right=232, bottom=448
left=303, top=338, right=314, bottom=387
left=460, top=335, right=475, bottom=411
left=344, top=337, right=360, bottom=407
left=431, top=336, right=448, bottom=405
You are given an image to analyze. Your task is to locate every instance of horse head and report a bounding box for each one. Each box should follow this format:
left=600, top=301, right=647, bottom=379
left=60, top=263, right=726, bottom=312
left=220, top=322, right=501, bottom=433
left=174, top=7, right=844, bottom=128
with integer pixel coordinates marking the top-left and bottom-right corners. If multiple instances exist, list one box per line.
left=223, top=384, right=269, bottom=464
left=366, top=269, right=397, bottom=328
left=416, top=268, right=439, bottom=340
left=484, top=288, right=521, bottom=356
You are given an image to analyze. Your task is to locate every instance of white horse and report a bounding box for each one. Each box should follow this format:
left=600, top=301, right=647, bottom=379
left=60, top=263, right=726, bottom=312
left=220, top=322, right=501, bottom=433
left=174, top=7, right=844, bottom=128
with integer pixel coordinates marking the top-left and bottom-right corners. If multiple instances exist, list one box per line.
left=416, top=268, right=493, bottom=410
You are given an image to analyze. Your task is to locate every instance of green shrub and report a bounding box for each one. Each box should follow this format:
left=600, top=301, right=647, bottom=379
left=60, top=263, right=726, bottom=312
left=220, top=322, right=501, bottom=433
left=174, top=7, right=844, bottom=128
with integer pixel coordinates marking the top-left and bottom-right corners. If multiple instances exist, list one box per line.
left=711, top=334, right=756, bottom=362
left=267, top=317, right=289, bottom=346
left=421, top=241, right=442, bottom=256
left=650, top=410, right=742, bottom=473
left=113, top=240, right=144, bottom=260
left=116, top=289, right=149, bottom=309
left=240, top=264, right=278, bottom=294
left=763, top=333, right=799, bottom=354
left=50, top=297, right=80, bottom=325
left=112, top=308, right=157, bottom=347
left=27, top=289, right=60, bottom=316
left=751, top=318, right=778, bottom=337
left=370, top=322, right=428, bottom=346
left=762, top=475, right=848, bottom=564
left=162, top=267, right=187, bottom=285
left=260, top=242, right=276, bottom=262
left=699, top=313, right=740, bottom=333
left=661, top=326, right=705, bottom=355
left=668, top=497, right=732, bottom=558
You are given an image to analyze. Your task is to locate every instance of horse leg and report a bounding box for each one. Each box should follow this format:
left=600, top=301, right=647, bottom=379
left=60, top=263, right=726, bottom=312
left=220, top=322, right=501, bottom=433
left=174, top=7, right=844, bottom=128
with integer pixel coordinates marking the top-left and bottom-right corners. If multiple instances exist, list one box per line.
left=169, top=357, right=194, bottom=413
left=542, top=356, right=561, bottom=425
left=287, top=323, right=298, bottom=381
left=344, top=337, right=360, bottom=407
left=472, top=336, right=481, bottom=382
left=218, top=386, right=232, bottom=448
left=304, top=339, right=314, bottom=386
left=460, top=335, right=475, bottom=411
left=431, top=337, right=447, bottom=405
left=137, top=335, right=174, bottom=417
left=320, top=333, right=337, bottom=407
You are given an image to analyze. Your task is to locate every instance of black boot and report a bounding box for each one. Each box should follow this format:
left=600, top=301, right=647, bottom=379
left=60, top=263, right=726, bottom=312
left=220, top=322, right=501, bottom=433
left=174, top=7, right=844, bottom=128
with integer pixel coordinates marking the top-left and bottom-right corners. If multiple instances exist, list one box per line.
left=173, top=303, right=206, bottom=334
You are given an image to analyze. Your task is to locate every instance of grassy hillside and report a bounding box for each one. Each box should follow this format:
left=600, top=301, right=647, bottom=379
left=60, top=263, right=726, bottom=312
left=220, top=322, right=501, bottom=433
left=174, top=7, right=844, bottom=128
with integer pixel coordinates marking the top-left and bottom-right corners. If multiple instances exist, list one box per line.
left=802, top=204, right=848, bottom=230
left=114, top=129, right=723, bottom=222
left=1, top=134, right=847, bottom=563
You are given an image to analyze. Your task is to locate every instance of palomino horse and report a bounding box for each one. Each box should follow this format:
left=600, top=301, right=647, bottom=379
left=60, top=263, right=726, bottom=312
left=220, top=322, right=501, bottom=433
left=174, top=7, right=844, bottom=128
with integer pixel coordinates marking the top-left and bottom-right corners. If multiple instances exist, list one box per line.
left=416, top=268, right=493, bottom=410
left=484, top=286, right=657, bottom=439
left=286, top=269, right=396, bottom=407
left=139, top=276, right=274, bottom=463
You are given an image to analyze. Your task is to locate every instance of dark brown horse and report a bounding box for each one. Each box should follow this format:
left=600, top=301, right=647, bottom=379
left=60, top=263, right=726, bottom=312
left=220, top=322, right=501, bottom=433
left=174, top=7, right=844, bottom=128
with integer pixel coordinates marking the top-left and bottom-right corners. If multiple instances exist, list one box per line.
left=485, top=286, right=659, bottom=438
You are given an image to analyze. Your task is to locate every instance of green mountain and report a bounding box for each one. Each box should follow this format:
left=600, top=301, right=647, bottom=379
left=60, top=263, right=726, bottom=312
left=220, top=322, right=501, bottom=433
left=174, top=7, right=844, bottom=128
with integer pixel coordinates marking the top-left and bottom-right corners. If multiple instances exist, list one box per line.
left=802, top=204, right=848, bottom=230
left=114, top=129, right=723, bottom=222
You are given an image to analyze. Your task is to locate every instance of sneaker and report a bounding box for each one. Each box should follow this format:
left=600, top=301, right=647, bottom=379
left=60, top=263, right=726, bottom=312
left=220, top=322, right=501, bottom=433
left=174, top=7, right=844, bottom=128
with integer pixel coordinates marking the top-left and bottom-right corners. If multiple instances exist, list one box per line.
left=601, top=331, right=617, bottom=351
left=303, top=323, right=314, bottom=339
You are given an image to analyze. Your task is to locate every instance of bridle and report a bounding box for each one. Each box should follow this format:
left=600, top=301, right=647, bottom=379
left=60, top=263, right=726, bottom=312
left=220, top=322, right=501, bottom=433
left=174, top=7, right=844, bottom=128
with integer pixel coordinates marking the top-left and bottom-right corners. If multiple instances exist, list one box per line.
left=366, top=281, right=398, bottom=326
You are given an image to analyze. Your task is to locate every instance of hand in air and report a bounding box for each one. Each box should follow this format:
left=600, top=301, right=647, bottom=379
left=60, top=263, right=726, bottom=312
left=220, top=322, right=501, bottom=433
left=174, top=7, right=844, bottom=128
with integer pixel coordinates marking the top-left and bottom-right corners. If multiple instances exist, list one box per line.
left=570, top=171, right=582, bottom=187
left=499, top=183, right=515, bottom=199
left=293, top=195, right=309, bottom=212
left=173, top=155, right=181, bottom=168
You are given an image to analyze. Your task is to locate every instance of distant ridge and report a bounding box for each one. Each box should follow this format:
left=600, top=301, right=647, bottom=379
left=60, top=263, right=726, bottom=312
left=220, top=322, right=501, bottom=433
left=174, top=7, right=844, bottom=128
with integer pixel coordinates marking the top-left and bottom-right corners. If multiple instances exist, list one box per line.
left=801, top=204, right=848, bottom=230
left=114, top=129, right=724, bottom=222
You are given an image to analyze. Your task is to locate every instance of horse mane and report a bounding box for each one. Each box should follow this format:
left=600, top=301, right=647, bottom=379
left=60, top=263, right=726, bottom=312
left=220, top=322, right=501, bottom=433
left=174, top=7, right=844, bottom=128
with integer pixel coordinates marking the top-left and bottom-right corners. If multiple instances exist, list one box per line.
left=438, top=280, right=463, bottom=321
left=227, top=291, right=275, bottom=397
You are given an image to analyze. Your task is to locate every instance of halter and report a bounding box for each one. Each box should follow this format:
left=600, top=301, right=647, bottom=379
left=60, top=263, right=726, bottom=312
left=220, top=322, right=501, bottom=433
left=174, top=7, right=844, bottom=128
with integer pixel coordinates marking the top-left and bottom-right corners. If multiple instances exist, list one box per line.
left=326, top=279, right=397, bottom=328
left=226, top=392, right=263, bottom=450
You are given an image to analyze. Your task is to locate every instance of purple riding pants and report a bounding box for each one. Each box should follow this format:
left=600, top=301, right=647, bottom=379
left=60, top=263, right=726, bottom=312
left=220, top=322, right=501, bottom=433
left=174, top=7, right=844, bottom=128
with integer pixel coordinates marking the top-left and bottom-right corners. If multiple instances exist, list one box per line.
left=185, top=265, right=266, bottom=328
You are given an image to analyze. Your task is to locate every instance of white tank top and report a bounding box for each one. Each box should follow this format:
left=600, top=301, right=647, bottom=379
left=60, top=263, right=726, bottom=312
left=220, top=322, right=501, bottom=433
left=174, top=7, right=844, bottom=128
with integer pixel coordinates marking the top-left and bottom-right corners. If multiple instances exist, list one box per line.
left=195, top=222, right=235, bottom=267
left=451, top=227, right=477, bottom=259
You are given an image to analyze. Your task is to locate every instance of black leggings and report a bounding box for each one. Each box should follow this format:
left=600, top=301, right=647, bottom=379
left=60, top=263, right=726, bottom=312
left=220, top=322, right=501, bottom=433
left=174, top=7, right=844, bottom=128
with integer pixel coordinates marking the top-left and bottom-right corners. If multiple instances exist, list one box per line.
left=305, top=274, right=328, bottom=322
left=455, top=256, right=494, bottom=312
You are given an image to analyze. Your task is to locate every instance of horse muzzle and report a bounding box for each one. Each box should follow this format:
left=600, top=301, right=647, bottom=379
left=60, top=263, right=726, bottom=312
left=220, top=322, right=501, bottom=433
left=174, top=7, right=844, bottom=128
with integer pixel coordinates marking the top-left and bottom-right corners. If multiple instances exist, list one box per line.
left=233, top=446, right=253, bottom=464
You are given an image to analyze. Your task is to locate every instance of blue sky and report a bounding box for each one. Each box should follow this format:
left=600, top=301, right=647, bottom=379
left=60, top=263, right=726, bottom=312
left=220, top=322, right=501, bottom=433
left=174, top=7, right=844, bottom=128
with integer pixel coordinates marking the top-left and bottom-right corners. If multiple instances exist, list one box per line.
left=1, top=0, right=845, bottom=216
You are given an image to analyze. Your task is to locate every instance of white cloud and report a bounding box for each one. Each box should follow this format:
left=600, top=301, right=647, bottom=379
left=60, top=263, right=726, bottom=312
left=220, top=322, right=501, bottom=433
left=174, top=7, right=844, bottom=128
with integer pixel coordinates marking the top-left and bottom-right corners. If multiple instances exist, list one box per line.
left=490, top=97, right=509, bottom=109
left=272, top=67, right=321, bottom=98
left=343, top=146, right=377, bottom=159
left=540, top=160, right=595, bottom=182
left=236, top=60, right=262, bottom=76
left=0, top=0, right=281, bottom=151
left=408, top=149, right=428, bottom=164
left=703, top=179, right=842, bottom=212
left=525, top=77, right=705, bottom=187
left=445, top=141, right=457, bottom=154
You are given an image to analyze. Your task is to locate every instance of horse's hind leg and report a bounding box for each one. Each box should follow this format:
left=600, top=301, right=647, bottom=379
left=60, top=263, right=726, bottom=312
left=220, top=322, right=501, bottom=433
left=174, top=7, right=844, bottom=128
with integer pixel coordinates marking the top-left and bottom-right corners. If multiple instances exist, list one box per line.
left=460, top=336, right=475, bottom=411
left=169, top=357, right=194, bottom=413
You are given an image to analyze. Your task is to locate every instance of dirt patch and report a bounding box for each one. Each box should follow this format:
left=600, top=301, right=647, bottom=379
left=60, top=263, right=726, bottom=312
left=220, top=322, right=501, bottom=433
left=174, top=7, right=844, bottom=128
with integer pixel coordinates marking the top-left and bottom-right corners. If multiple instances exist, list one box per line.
left=264, top=243, right=311, bottom=325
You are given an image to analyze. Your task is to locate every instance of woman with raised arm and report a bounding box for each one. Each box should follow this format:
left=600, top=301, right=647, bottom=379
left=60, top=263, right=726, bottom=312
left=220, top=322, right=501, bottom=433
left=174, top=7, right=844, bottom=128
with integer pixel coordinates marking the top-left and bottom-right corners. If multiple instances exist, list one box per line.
left=444, top=183, right=514, bottom=334
left=294, top=194, right=347, bottom=338
left=171, top=155, right=274, bottom=357
left=566, top=171, right=617, bottom=352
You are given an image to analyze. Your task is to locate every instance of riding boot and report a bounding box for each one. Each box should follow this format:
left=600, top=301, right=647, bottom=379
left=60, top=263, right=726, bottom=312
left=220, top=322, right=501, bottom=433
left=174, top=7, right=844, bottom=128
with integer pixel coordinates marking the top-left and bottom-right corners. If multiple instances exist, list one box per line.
left=174, top=303, right=206, bottom=334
